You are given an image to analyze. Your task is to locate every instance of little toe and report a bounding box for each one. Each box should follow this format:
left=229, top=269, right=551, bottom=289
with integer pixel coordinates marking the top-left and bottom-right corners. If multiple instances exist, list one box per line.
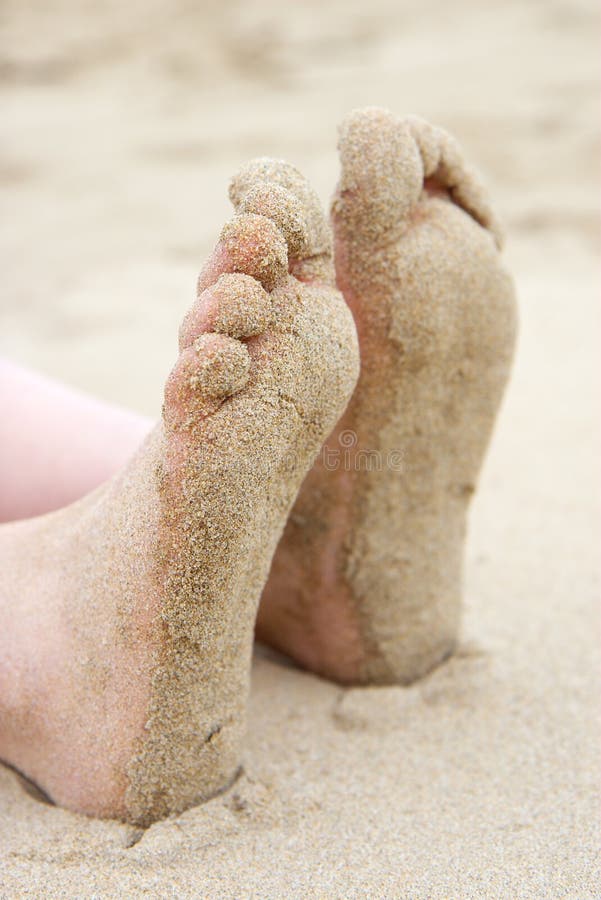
left=164, top=333, right=251, bottom=431
left=332, top=106, right=424, bottom=244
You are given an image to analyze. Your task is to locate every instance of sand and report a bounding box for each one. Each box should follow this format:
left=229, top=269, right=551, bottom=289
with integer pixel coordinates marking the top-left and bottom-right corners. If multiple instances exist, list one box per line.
left=0, top=0, right=599, bottom=896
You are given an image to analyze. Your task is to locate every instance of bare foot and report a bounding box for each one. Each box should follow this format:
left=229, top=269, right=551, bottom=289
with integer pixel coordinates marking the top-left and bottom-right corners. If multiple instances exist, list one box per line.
left=0, top=164, right=358, bottom=825
left=258, top=108, right=518, bottom=685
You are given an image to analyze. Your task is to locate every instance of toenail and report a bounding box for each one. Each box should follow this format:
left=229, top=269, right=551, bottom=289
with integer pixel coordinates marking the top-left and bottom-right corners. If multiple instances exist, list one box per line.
left=211, top=273, right=273, bottom=338
left=191, top=334, right=251, bottom=397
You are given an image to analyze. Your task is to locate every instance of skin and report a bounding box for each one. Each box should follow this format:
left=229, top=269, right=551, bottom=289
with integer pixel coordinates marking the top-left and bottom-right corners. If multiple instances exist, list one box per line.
left=0, top=165, right=359, bottom=824
left=0, top=357, right=151, bottom=523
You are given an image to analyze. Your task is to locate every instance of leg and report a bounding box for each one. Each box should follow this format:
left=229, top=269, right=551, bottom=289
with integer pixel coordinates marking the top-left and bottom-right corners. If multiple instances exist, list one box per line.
left=0, top=357, right=152, bottom=522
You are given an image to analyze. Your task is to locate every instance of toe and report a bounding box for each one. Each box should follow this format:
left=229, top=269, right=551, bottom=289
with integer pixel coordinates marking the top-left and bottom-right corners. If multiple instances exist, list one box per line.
left=332, top=107, right=503, bottom=249
left=219, top=214, right=288, bottom=292
left=180, top=273, right=273, bottom=349
left=190, top=333, right=251, bottom=398
left=229, top=157, right=333, bottom=281
left=405, top=115, right=503, bottom=248
left=210, top=273, right=273, bottom=338
left=198, top=213, right=288, bottom=296
left=164, top=333, right=251, bottom=430
left=332, top=107, right=423, bottom=244
left=236, top=182, right=311, bottom=261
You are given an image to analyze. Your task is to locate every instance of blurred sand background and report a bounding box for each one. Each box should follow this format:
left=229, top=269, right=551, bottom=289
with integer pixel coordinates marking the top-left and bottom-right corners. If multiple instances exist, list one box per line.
left=0, top=0, right=599, bottom=896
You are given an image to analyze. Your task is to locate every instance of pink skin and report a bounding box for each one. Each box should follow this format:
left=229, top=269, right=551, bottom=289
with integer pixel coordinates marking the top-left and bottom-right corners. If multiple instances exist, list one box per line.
left=0, top=358, right=152, bottom=523
left=0, top=483, right=162, bottom=816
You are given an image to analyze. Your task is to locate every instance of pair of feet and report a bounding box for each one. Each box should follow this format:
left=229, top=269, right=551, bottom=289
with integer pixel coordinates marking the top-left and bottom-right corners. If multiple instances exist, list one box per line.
left=0, top=108, right=517, bottom=826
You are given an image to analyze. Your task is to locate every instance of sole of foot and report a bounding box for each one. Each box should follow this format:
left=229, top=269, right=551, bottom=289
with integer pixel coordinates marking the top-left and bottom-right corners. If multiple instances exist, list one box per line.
left=0, top=162, right=359, bottom=825
left=257, top=107, right=518, bottom=685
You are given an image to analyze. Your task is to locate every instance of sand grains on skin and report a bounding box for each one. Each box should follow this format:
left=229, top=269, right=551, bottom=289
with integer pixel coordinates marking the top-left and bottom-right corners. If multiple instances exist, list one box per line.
left=258, top=108, right=518, bottom=686
left=0, top=161, right=359, bottom=826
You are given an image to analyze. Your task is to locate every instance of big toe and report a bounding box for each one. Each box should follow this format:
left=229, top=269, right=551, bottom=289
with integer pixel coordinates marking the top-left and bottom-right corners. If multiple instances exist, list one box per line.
left=332, top=106, right=424, bottom=245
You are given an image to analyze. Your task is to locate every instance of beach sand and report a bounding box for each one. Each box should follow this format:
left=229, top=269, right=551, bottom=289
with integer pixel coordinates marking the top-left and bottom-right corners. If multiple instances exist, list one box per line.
left=0, top=0, right=599, bottom=895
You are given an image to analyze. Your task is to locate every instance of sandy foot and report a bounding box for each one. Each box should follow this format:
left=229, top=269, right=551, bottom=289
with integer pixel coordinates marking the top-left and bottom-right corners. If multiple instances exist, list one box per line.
left=0, top=163, right=358, bottom=825
left=258, top=108, right=518, bottom=685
